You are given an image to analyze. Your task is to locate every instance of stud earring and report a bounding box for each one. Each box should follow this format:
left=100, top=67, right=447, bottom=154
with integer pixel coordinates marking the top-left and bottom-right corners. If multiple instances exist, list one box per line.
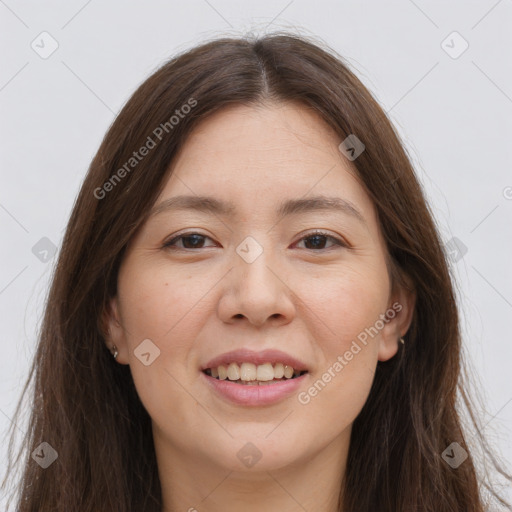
left=111, top=345, right=119, bottom=359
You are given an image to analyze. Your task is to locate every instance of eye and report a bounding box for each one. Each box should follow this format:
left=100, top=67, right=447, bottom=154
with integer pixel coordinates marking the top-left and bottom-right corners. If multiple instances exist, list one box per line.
left=163, top=232, right=217, bottom=250
left=294, top=230, right=346, bottom=251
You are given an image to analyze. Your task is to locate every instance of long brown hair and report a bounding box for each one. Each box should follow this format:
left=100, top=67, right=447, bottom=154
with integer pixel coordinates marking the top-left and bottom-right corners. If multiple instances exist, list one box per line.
left=2, top=32, right=510, bottom=511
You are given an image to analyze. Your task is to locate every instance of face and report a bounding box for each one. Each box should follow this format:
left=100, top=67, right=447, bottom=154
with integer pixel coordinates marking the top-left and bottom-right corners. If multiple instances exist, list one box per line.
left=105, top=102, right=414, bottom=475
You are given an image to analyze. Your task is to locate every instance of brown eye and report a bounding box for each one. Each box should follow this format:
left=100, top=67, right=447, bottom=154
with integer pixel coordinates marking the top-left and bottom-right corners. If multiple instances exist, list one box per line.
left=163, top=233, right=216, bottom=250
left=295, top=231, right=345, bottom=251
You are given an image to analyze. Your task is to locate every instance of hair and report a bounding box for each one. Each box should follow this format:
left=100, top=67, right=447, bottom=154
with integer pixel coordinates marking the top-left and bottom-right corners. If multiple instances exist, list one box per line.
left=2, top=32, right=511, bottom=511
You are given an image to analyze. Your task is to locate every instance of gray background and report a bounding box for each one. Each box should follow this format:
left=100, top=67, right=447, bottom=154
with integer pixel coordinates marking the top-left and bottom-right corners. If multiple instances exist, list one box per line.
left=1, top=0, right=511, bottom=507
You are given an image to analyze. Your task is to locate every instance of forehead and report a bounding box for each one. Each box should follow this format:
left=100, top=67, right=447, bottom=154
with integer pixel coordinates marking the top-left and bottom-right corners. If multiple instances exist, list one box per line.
left=157, top=102, right=376, bottom=225
left=175, top=101, right=345, bottom=173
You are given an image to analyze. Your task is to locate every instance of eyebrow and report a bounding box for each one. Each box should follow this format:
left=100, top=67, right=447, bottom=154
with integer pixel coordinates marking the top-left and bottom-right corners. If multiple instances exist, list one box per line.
left=149, top=194, right=366, bottom=224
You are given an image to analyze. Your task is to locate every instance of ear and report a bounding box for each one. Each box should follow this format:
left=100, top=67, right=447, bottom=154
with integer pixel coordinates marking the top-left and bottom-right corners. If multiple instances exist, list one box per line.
left=378, top=275, right=416, bottom=362
left=101, top=296, right=129, bottom=364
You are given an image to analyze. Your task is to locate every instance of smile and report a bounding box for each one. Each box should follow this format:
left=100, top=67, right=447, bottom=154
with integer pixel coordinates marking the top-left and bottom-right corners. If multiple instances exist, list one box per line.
left=203, top=362, right=308, bottom=385
left=201, top=367, right=309, bottom=406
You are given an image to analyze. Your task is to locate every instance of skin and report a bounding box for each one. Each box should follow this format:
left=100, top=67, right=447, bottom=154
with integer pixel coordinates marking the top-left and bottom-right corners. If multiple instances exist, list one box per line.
left=105, top=101, right=415, bottom=512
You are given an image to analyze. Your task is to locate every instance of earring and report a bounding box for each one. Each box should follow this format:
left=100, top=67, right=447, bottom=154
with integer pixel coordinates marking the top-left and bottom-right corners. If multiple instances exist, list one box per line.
left=111, top=345, right=119, bottom=359
left=399, top=337, right=405, bottom=345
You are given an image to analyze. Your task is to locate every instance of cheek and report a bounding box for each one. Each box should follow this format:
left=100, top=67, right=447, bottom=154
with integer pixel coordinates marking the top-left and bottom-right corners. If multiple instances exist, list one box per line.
left=118, top=260, right=211, bottom=344
left=292, top=264, right=386, bottom=424
left=116, top=260, right=208, bottom=383
left=296, top=261, right=389, bottom=349
left=116, top=263, right=211, bottom=429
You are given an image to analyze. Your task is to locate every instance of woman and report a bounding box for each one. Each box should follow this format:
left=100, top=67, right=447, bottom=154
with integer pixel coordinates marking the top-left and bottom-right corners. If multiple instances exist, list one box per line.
left=2, top=32, right=510, bottom=511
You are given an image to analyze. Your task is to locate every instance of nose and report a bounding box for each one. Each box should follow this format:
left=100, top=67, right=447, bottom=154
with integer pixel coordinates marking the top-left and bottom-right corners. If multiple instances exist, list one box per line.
left=217, top=246, right=296, bottom=328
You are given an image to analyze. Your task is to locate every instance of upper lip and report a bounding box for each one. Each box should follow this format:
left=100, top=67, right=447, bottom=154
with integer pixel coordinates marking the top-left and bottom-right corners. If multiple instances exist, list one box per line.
left=201, top=348, right=309, bottom=372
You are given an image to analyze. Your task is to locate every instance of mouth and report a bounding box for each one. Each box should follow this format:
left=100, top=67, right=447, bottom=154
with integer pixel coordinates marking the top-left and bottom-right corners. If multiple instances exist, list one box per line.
left=202, top=362, right=308, bottom=386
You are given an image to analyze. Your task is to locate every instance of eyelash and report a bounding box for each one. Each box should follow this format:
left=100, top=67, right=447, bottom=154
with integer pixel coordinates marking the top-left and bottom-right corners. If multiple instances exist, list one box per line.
left=163, top=230, right=347, bottom=252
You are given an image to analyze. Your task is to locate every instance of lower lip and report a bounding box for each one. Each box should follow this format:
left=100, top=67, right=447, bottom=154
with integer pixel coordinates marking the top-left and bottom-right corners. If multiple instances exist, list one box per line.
left=201, top=371, right=308, bottom=406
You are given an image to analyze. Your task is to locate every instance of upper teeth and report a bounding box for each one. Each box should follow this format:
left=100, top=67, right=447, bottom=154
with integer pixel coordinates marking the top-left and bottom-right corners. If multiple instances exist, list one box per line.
left=208, top=362, right=302, bottom=381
